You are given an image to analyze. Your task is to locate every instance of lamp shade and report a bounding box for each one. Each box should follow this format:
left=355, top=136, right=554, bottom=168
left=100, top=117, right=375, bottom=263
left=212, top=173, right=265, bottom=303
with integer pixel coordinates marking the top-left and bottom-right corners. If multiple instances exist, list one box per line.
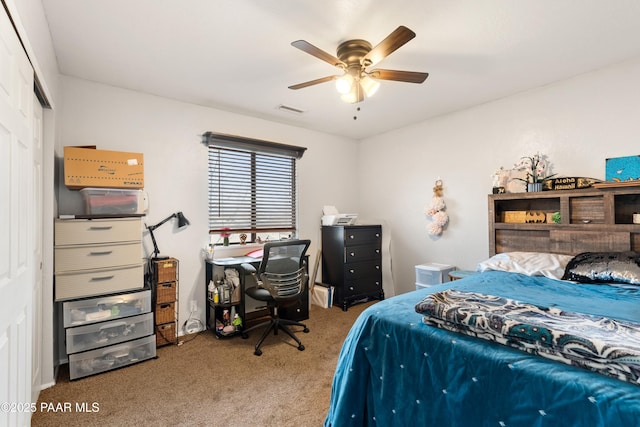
left=360, top=76, right=380, bottom=97
left=335, top=74, right=354, bottom=94
left=176, top=211, right=190, bottom=228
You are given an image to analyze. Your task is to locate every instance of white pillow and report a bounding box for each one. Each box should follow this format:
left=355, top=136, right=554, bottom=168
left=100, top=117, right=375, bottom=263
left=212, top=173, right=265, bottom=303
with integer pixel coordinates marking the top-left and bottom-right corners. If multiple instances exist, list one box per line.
left=477, top=252, right=574, bottom=280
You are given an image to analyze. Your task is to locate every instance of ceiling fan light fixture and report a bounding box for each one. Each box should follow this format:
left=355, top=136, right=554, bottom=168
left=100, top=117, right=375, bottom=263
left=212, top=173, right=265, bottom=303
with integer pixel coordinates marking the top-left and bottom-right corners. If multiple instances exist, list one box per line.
left=340, top=91, right=357, bottom=104
left=335, top=74, right=354, bottom=94
left=290, top=26, right=427, bottom=103
left=360, top=75, right=380, bottom=97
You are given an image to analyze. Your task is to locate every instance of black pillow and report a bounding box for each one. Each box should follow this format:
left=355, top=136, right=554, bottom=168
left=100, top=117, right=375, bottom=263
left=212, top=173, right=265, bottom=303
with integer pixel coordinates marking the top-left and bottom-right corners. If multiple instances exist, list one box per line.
left=562, top=251, right=640, bottom=285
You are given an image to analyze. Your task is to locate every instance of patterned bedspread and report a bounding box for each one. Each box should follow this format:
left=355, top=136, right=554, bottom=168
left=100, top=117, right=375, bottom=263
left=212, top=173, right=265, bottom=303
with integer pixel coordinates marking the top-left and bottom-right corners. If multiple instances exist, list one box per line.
left=416, top=289, right=640, bottom=384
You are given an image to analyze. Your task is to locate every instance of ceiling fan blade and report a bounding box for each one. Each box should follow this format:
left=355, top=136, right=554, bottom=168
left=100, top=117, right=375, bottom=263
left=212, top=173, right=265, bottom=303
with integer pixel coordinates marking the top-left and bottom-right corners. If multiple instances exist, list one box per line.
left=362, top=26, right=416, bottom=67
left=291, top=40, right=346, bottom=68
left=288, top=75, right=338, bottom=90
left=369, top=69, right=429, bottom=84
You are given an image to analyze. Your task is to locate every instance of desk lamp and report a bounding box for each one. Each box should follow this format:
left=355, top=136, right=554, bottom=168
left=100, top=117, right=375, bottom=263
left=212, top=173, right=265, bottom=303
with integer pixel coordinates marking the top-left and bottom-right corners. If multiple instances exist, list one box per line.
left=146, top=211, right=190, bottom=260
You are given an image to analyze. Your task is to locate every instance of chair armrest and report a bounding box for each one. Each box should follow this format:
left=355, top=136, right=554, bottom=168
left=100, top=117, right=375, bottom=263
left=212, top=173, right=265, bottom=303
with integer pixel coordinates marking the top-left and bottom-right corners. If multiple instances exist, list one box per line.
left=240, top=263, right=260, bottom=288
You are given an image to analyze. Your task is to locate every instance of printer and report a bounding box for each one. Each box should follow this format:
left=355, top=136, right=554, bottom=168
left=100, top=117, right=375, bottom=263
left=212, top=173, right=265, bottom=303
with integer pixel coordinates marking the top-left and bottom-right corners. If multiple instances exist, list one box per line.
left=321, top=205, right=358, bottom=226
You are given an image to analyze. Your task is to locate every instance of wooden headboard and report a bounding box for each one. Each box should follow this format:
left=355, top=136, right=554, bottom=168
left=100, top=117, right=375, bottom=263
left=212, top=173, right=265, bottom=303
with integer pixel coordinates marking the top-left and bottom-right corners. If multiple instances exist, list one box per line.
left=488, top=186, right=640, bottom=256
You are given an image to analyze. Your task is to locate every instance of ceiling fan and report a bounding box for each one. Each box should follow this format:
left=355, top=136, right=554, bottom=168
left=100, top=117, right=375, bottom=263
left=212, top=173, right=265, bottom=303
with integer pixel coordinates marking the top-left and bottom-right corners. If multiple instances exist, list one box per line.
left=289, top=26, right=429, bottom=103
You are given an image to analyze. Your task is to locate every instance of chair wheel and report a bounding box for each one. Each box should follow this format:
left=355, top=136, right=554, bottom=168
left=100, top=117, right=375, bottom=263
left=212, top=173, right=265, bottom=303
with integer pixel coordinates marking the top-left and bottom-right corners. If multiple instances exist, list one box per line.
left=298, top=344, right=305, bottom=351
left=254, top=349, right=262, bottom=356
left=303, top=327, right=310, bottom=333
left=241, top=333, right=248, bottom=339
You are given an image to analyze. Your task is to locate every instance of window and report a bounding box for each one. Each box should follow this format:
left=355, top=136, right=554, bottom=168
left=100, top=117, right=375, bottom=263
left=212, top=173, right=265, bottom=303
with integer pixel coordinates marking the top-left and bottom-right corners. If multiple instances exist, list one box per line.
left=204, top=132, right=306, bottom=244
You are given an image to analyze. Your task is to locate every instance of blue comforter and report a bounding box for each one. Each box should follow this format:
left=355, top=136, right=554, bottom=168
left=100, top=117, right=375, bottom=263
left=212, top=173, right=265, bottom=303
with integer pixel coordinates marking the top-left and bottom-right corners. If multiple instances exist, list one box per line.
left=324, top=271, right=640, bottom=427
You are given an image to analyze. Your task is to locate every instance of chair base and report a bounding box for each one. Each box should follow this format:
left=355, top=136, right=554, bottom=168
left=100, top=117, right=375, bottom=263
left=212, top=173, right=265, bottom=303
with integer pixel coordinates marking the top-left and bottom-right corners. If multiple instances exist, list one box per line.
left=242, top=316, right=309, bottom=356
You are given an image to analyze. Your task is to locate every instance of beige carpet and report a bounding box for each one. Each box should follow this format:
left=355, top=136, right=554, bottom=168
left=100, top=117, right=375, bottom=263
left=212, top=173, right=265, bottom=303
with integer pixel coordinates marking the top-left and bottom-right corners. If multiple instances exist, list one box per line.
left=32, top=301, right=375, bottom=427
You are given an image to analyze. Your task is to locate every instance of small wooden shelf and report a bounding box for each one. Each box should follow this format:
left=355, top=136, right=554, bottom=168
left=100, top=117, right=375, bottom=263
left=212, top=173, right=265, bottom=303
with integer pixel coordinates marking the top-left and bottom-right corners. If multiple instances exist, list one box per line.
left=593, top=181, right=640, bottom=189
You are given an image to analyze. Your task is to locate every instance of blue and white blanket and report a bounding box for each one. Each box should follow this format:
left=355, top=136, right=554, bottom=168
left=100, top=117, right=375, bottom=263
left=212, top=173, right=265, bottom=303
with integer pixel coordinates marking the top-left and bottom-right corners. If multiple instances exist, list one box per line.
left=416, top=289, right=640, bottom=384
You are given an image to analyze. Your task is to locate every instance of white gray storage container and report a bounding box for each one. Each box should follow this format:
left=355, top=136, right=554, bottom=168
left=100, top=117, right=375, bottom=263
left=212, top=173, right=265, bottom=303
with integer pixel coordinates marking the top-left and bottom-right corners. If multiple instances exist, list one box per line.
left=69, top=334, right=156, bottom=380
left=66, top=312, right=154, bottom=354
left=415, top=262, right=456, bottom=290
left=63, top=289, right=151, bottom=327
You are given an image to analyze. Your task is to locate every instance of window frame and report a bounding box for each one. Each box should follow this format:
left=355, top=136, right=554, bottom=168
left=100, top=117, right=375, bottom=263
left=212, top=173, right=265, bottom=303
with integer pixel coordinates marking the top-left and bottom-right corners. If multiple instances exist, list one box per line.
left=204, top=132, right=306, bottom=245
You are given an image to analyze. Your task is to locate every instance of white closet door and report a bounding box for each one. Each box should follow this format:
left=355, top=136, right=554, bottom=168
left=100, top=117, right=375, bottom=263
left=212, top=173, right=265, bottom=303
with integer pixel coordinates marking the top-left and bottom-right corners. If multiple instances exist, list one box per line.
left=0, top=6, right=35, bottom=426
left=31, top=94, right=43, bottom=404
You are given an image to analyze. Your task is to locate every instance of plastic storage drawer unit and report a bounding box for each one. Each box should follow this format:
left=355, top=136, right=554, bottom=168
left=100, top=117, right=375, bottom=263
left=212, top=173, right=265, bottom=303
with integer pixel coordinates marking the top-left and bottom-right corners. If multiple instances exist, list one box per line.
left=66, top=312, right=154, bottom=354
left=68, top=334, right=156, bottom=380
left=415, top=263, right=456, bottom=290
left=63, top=289, right=151, bottom=327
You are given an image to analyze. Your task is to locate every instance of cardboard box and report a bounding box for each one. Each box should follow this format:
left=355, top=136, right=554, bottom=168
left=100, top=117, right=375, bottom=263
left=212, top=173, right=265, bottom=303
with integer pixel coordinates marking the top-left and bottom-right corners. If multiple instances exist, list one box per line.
left=64, top=146, right=144, bottom=189
left=606, top=155, right=640, bottom=182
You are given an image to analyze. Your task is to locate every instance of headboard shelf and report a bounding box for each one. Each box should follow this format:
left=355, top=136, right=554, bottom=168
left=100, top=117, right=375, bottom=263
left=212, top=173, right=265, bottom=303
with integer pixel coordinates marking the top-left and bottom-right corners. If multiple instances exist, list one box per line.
left=489, top=187, right=640, bottom=255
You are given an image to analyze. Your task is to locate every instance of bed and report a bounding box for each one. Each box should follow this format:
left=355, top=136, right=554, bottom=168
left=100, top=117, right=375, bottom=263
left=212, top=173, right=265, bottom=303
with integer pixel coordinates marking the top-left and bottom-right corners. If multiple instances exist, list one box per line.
left=324, top=188, right=640, bottom=426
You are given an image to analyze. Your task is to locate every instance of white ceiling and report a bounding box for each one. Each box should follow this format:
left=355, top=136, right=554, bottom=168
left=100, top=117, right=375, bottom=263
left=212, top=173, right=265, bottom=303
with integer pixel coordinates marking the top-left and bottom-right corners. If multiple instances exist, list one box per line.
left=40, top=0, right=640, bottom=140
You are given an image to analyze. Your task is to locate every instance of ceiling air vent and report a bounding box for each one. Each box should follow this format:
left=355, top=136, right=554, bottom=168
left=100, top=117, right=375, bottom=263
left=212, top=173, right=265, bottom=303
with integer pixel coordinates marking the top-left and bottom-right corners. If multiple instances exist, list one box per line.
left=277, top=104, right=306, bottom=114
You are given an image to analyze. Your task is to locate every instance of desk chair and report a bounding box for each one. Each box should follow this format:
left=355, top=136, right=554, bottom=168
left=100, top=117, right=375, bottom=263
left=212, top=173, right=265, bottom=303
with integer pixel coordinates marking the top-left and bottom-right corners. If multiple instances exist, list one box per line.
left=240, top=239, right=311, bottom=356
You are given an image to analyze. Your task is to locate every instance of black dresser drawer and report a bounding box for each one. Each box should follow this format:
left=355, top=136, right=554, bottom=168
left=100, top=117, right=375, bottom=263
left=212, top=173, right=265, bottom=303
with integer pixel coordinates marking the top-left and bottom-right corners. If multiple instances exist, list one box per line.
left=344, top=260, right=381, bottom=280
left=344, top=244, right=381, bottom=262
left=343, top=227, right=381, bottom=246
left=343, top=275, right=382, bottom=298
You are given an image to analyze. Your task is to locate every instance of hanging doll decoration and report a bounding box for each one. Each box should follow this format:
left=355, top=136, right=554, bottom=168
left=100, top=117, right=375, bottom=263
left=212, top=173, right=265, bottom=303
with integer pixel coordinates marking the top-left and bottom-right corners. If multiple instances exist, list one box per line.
left=425, top=179, right=449, bottom=236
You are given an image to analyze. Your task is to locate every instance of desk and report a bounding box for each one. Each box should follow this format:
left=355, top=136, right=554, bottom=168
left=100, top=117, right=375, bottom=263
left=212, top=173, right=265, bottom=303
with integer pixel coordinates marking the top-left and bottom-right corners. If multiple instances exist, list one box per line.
left=205, top=257, right=309, bottom=338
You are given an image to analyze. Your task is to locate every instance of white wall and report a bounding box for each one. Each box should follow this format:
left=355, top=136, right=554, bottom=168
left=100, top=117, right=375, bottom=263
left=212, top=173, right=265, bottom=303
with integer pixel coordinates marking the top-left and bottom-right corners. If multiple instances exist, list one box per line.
left=358, top=57, right=640, bottom=294
left=56, top=76, right=360, bottom=332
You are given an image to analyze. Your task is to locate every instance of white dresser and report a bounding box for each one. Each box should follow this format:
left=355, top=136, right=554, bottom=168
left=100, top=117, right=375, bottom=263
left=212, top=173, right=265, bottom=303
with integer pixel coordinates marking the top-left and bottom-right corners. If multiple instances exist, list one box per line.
left=54, top=217, right=155, bottom=379
left=54, top=217, right=145, bottom=301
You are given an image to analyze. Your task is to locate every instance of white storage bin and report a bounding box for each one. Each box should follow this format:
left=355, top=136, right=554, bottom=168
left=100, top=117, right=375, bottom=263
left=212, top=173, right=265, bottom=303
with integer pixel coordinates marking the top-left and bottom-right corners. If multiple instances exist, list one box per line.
left=68, top=334, right=156, bottom=380
left=79, top=188, right=144, bottom=215
left=66, top=312, right=154, bottom=354
left=63, top=289, right=151, bottom=327
left=415, top=262, right=456, bottom=289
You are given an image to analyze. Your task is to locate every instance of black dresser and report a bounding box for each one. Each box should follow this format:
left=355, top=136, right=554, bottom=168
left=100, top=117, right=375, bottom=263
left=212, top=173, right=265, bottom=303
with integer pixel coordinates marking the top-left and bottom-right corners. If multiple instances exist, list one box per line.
left=321, top=225, right=384, bottom=311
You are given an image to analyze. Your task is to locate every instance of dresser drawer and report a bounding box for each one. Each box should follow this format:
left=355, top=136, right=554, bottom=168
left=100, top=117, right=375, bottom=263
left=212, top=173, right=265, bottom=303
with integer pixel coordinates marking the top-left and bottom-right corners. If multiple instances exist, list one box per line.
left=55, top=218, right=141, bottom=245
left=63, top=289, right=151, bottom=327
left=344, top=260, right=382, bottom=280
left=343, top=276, right=382, bottom=298
left=68, top=334, right=156, bottom=380
left=66, top=312, right=154, bottom=354
left=55, top=241, right=142, bottom=272
left=344, top=244, right=381, bottom=263
left=56, top=263, right=144, bottom=301
left=343, top=227, right=381, bottom=246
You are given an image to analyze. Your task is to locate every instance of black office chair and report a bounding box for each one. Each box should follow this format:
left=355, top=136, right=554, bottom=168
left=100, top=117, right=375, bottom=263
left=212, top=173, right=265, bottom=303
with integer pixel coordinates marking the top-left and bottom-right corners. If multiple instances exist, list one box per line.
left=240, top=239, right=311, bottom=356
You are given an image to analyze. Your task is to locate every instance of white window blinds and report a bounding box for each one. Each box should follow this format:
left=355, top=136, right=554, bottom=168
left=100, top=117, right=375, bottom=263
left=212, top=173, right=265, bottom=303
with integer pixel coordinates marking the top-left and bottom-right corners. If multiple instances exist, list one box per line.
left=204, top=132, right=306, bottom=235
